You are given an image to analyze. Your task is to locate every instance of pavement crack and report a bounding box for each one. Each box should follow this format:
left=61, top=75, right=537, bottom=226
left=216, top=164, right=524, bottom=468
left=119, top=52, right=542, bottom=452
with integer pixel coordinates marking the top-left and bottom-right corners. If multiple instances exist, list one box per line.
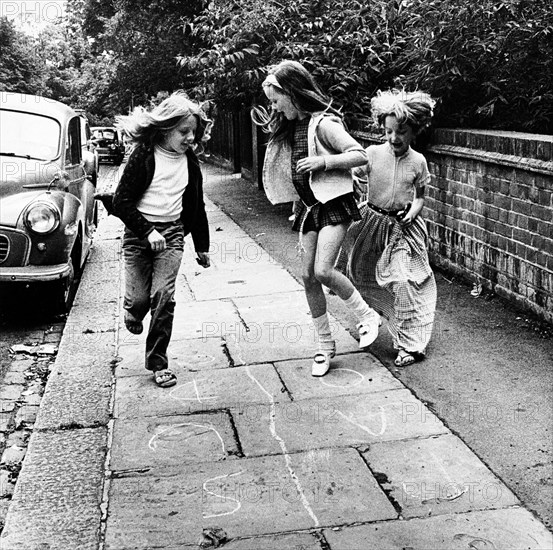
left=224, top=408, right=245, bottom=458
left=111, top=468, right=151, bottom=478
left=358, top=449, right=403, bottom=516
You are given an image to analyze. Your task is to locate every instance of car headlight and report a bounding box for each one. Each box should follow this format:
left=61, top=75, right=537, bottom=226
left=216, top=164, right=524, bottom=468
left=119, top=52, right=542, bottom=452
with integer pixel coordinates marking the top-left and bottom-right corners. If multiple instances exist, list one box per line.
left=24, top=202, right=60, bottom=234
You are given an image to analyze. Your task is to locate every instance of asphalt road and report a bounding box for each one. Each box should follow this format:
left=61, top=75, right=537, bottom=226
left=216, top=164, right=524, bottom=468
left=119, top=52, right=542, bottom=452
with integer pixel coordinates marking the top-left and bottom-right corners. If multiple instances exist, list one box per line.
left=202, top=162, right=553, bottom=530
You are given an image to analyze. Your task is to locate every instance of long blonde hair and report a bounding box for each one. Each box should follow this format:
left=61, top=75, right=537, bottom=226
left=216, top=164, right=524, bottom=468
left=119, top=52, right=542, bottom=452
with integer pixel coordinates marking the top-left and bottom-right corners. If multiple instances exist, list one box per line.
left=117, top=91, right=212, bottom=152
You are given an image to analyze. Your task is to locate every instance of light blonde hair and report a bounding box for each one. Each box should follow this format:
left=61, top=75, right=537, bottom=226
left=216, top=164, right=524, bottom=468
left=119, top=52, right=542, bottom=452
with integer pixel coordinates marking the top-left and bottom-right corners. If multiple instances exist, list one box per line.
left=117, top=91, right=212, bottom=152
left=371, top=89, right=435, bottom=134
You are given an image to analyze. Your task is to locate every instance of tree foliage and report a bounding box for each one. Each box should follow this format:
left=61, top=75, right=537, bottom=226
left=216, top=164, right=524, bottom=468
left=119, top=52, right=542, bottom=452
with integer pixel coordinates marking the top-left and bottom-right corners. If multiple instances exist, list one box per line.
left=63, top=0, right=206, bottom=119
left=0, top=17, right=45, bottom=94
left=4, top=0, right=551, bottom=132
left=178, top=0, right=553, bottom=133
left=397, top=0, right=553, bottom=131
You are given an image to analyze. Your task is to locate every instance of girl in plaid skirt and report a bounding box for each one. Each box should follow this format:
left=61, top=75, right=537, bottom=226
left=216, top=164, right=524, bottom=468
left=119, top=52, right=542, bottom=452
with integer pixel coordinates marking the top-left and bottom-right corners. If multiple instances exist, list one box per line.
left=253, top=60, right=381, bottom=377
left=337, top=89, right=437, bottom=367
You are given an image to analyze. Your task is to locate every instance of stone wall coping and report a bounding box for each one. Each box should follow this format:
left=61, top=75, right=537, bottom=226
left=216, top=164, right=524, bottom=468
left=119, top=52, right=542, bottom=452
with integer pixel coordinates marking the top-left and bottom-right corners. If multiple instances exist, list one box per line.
left=427, top=144, right=553, bottom=177
left=351, top=130, right=553, bottom=177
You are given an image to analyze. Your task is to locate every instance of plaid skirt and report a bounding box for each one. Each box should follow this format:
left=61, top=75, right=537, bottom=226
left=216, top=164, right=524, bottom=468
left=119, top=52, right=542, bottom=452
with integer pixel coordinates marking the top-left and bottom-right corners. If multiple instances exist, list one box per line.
left=336, top=205, right=437, bottom=354
left=292, top=193, right=361, bottom=233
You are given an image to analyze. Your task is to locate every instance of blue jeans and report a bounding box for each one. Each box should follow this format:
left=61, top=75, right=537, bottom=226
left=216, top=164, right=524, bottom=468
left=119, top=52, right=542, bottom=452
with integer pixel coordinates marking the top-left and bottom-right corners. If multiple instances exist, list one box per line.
left=122, top=222, right=184, bottom=372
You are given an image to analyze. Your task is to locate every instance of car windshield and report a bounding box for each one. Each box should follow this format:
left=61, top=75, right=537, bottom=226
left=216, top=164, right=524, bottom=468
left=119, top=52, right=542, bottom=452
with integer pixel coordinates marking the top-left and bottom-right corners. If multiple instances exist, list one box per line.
left=0, top=110, right=61, bottom=160
left=93, top=129, right=117, bottom=141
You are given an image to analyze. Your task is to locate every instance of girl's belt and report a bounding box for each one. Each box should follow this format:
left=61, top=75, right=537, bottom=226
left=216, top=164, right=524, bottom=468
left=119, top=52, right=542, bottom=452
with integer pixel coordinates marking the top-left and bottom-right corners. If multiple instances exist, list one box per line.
left=366, top=201, right=403, bottom=217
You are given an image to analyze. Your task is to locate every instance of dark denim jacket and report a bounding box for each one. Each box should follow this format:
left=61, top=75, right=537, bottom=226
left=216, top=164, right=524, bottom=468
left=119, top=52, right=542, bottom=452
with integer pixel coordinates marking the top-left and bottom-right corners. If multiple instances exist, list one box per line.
left=113, top=144, right=209, bottom=252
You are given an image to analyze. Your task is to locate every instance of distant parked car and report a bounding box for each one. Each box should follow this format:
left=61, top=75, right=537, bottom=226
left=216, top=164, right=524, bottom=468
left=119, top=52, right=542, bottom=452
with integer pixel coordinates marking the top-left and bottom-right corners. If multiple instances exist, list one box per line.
left=91, top=126, right=125, bottom=165
left=0, top=92, right=98, bottom=313
left=75, top=109, right=100, bottom=185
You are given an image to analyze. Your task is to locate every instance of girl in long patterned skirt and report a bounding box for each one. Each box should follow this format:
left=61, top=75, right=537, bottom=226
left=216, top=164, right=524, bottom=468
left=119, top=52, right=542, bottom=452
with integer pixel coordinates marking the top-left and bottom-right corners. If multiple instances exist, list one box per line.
left=337, top=89, right=437, bottom=367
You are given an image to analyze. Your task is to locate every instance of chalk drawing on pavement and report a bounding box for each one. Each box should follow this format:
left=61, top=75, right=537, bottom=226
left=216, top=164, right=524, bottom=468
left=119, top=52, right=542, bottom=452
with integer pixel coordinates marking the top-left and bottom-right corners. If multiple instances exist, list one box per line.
left=320, top=368, right=365, bottom=388
left=336, top=406, right=387, bottom=437
left=203, top=471, right=244, bottom=519
left=169, top=378, right=218, bottom=404
left=246, top=366, right=320, bottom=527
left=148, top=422, right=226, bottom=457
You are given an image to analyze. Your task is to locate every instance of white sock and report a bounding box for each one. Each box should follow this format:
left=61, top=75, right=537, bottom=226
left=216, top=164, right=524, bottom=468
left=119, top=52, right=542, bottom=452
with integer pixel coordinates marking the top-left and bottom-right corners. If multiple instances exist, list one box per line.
left=343, top=289, right=373, bottom=322
left=312, top=313, right=334, bottom=351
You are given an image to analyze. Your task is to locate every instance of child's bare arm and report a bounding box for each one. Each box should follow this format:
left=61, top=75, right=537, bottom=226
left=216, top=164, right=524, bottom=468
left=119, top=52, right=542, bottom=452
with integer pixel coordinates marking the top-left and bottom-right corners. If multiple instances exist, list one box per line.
left=305, top=117, right=368, bottom=172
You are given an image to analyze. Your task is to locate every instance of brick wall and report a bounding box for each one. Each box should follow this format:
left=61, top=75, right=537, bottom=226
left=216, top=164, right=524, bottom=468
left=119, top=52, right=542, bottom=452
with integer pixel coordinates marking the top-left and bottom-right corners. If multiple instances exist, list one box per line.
left=354, top=128, right=553, bottom=323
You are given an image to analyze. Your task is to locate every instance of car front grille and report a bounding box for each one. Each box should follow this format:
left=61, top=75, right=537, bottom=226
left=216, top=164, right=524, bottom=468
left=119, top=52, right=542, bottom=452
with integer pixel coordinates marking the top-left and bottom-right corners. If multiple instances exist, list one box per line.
left=0, top=229, right=30, bottom=266
left=0, top=234, right=8, bottom=263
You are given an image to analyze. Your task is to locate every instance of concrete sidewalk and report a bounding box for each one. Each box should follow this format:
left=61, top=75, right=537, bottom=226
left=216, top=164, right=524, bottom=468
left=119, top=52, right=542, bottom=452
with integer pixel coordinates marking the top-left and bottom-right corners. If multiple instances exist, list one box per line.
left=1, top=166, right=552, bottom=549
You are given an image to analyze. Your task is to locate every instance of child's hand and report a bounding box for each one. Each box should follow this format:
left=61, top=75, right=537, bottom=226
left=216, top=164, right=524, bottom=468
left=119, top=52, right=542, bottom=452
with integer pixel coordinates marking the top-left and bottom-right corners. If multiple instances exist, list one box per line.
left=398, top=212, right=415, bottom=227
left=296, top=156, right=325, bottom=174
left=196, top=252, right=210, bottom=268
left=147, top=229, right=166, bottom=252
left=396, top=203, right=415, bottom=227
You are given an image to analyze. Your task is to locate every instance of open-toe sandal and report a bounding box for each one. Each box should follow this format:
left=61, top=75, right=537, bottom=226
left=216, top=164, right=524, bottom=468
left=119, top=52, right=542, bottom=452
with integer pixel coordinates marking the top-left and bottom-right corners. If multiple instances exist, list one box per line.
left=394, top=349, right=423, bottom=367
left=153, top=369, right=177, bottom=388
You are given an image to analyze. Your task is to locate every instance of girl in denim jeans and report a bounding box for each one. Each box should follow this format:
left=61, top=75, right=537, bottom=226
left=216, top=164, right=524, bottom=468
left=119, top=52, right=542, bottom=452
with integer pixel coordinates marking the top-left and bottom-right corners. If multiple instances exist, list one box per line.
left=113, top=92, right=212, bottom=387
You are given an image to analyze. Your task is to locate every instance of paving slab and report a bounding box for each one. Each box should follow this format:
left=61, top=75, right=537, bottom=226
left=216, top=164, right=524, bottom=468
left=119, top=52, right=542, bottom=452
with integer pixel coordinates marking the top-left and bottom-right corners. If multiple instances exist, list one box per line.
left=363, top=433, right=519, bottom=518
left=234, top=389, right=450, bottom=456
left=0, top=427, right=107, bottom=550
left=116, top=337, right=230, bottom=377
left=63, top=301, right=119, bottom=334
left=74, top=259, right=121, bottom=305
left=225, top=318, right=359, bottom=366
left=35, top=361, right=113, bottom=430
left=184, top=263, right=302, bottom=301
left=189, top=232, right=280, bottom=271
left=323, top=507, right=553, bottom=550
left=87, top=237, right=121, bottom=264
left=113, top=363, right=291, bottom=419
left=53, top=329, right=116, bottom=371
left=104, top=448, right=396, bottom=549
left=275, top=353, right=404, bottom=400
left=217, top=532, right=323, bottom=549
left=116, top=298, right=242, bottom=343
left=232, top=291, right=318, bottom=326
left=111, top=411, right=240, bottom=471
left=172, top=299, right=244, bottom=340
left=35, top=330, right=116, bottom=430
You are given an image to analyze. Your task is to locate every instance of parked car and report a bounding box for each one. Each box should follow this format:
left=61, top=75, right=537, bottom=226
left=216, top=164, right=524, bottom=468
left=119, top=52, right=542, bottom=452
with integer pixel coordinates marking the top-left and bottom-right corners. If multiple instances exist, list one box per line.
left=0, top=92, right=98, bottom=313
left=75, top=109, right=100, bottom=185
left=91, top=126, right=125, bottom=165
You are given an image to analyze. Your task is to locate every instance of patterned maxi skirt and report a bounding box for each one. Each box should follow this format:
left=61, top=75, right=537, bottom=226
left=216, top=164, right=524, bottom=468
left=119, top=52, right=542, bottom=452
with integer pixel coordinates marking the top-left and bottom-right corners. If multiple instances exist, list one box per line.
left=336, top=205, right=437, bottom=354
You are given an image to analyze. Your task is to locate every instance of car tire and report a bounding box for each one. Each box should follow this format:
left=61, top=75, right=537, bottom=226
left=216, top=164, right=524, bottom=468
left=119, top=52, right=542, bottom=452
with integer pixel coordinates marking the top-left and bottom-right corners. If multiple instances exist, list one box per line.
left=50, top=244, right=81, bottom=314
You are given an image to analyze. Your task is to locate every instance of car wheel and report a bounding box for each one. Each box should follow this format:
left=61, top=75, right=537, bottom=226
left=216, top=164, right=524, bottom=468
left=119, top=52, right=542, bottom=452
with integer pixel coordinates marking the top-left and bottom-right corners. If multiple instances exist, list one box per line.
left=50, top=245, right=81, bottom=314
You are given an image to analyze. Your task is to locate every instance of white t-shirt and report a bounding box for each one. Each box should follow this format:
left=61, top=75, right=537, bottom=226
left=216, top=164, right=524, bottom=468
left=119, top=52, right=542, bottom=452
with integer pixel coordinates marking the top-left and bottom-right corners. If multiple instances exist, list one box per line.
left=137, top=145, right=189, bottom=223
